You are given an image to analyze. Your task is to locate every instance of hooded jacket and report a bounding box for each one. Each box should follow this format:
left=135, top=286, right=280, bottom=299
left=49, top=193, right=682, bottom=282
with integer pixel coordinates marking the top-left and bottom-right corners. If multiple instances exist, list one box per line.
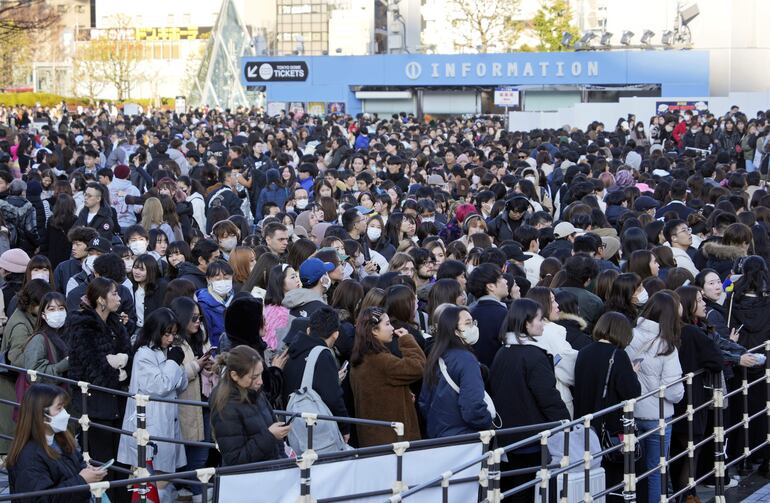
left=490, top=334, right=570, bottom=446
left=255, top=169, right=290, bottom=220
left=282, top=333, right=349, bottom=434
left=627, top=318, right=684, bottom=419
left=282, top=287, right=327, bottom=318
left=196, top=288, right=230, bottom=348
left=702, top=241, right=744, bottom=281
left=177, top=262, right=207, bottom=290
left=0, top=192, right=39, bottom=253
left=555, top=313, right=593, bottom=350
left=108, top=178, right=141, bottom=229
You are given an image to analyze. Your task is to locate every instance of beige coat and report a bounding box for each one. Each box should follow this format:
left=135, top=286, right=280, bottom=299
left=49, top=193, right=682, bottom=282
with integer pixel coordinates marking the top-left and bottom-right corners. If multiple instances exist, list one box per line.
left=177, top=340, right=210, bottom=441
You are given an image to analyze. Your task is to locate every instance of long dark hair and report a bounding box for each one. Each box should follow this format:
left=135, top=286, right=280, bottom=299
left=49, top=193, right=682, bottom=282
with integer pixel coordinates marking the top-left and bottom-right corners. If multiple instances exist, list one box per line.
left=732, top=255, right=770, bottom=297
left=131, top=254, right=163, bottom=293
left=133, top=308, right=178, bottom=352
left=169, top=296, right=208, bottom=356
left=638, top=291, right=681, bottom=356
left=427, top=278, right=463, bottom=323
left=605, top=273, right=641, bottom=321
left=501, top=298, right=542, bottom=344
left=423, top=305, right=469, bottom=389
left=264, top=263, right=293, bottom=306
left=50, top=193, right=76, bottom=230
left=676, top=285, right=703, bottom=326
left=385, top=284, right=416, bottom=326
left=7, top=384, right=76, bottom=467
left=350, top=307, right=389, bottom=367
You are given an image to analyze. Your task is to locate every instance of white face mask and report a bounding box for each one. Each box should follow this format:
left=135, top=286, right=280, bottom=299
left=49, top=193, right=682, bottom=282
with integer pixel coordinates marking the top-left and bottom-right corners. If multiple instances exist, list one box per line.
left=422, top=216, right=435, bottom=223
left=44, top=311, right=67, bottom=329
left=82, top=255, right=97, bottom=276
left=471, top=175, right=481, bottom=185
left=460, top=325, right=480, bottom=345
left=635, top=287, right=649, bottom=306
left=296, top=199, right=309, bottom=210
left=124, top=259, right=134, bottom=273
left=286, top=224, right=294, bottom=236
left=220, top=236, right=238, bottom=252
left=285, top=206, right=295, bottom=213
left=367, top=227, right=382, bottom=241
left=31, top=271, right=49, bottom=282
left=343, top=262, right=354, bottom=280
left=211, top=279, right=233, bottom=297
left=129, top=239, right=148, bottom=256
left=46, top=408, right=70, bottom=433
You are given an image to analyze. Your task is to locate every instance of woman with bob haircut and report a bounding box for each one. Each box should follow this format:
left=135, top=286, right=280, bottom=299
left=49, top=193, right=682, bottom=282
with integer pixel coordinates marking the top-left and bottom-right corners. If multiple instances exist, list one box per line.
left=7, top=384, right=106, bottom=500
left=574, top=312, right=642, bottom=496
left=491, top=298, right=570, bottom=503
left=350, top=307, right=425, bottom=447
left=604, top=272, right=644, bottom=323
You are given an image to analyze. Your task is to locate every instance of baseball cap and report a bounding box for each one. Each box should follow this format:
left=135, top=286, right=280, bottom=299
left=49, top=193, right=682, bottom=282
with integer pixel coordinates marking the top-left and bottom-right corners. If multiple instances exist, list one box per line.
left=554, top=222, right=580, bottom=239
left=87, top=237, right=112, bottom=254
left=634, top=195, right=660, bottom=212
left=299, top=258, right=335, bottom=287
left=354, top=205, right=374, bottom=215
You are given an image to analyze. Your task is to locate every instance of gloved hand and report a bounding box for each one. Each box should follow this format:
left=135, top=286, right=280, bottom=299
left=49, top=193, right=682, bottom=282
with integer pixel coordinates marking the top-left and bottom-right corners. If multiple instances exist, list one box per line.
left=106, top=353, right=128, bottom=369
left=118, top=369, right=127, bottom=382
left=166, top=346, right=185, bottom=366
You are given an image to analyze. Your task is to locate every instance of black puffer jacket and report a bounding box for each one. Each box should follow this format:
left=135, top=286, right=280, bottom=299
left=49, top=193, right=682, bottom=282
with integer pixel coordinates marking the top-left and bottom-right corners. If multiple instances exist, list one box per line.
left=210, top=388, right=286, bottom=466
left=74, top=205, right=116, bottom=239
left=8, top=440, right=90, bottom=503
left=66, top=307, right=131, bottom=420
left=702, top=241, right=744, bottom=281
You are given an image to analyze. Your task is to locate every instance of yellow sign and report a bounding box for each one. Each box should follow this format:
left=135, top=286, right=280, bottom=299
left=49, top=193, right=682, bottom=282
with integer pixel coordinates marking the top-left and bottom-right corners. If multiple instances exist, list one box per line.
left=135, top=27, right=212, bottom=41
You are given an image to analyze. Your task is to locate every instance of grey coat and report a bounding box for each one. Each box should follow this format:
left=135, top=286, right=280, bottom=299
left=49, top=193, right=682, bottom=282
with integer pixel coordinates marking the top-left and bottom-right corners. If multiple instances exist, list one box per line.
left=117, top=346, right=188, bottom=473
left=22, top=331, right=69, bottom=381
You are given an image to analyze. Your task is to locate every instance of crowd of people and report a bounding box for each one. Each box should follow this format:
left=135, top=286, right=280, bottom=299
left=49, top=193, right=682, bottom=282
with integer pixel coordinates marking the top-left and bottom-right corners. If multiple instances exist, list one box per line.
left=0, top=102, right=769, bottom=503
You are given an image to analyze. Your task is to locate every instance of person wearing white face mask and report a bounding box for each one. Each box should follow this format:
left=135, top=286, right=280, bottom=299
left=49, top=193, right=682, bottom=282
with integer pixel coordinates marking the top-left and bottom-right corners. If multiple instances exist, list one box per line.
left=196, top=260, right=234, bottom=349
left=212, top=220, right=241, bottom=260
left=418, top=305, right=493, bottom=439
left=7, top=384, right=107, bottom=499
left=22, top=292, right=70, bottom=381
left=65, top=236, right=111, bottom=296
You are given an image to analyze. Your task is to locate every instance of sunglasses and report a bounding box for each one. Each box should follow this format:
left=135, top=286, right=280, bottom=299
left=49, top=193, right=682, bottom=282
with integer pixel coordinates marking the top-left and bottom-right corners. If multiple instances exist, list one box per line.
left=191, top=315, right=201, bottom=322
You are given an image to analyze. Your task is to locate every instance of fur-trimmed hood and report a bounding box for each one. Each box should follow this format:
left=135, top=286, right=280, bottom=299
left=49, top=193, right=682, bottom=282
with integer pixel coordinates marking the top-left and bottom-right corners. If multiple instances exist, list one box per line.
left=702, top=241, right=746, bottom=261
left=557, top=312, right=588, bottom=330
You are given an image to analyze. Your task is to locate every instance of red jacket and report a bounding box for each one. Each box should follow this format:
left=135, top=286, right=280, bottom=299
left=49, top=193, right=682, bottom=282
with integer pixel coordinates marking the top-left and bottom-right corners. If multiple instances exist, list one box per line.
left=673, top=121, right=688, bottom=147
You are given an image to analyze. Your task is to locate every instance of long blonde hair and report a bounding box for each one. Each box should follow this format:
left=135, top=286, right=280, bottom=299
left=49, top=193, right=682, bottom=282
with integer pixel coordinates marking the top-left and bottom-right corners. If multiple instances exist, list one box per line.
left=140, top=197, right=164, bottom=231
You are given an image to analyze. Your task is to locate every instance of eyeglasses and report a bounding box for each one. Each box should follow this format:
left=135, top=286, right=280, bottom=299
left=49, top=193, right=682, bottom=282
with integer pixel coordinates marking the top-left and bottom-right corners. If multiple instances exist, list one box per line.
left=677, top=227, right=693, bottom=235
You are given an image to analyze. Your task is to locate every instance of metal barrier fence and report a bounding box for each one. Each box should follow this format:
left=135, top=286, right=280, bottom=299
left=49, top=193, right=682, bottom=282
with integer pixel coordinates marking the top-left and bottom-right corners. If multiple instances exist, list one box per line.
left=0, top=340, right=768, bottom=503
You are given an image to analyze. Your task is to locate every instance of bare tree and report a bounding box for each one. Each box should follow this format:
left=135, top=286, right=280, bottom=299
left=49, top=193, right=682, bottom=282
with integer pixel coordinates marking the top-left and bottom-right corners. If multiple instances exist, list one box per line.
left=449, top=0, right=523, bottom=53
left=0, top=0, right=59, bottom=44
left=74, top=15, right=144, bottom=100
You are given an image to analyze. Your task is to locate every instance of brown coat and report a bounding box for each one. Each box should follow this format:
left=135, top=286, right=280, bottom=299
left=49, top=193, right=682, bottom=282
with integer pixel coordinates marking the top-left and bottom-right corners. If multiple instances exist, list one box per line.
left=350, top=334, right=426, bottom=447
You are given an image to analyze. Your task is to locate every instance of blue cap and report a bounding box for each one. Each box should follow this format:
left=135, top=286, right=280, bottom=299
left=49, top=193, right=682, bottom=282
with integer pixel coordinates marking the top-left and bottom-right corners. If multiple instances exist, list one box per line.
left=355, top=205, right=374, bottom=215
left=299, top=258, right=335, bottom=287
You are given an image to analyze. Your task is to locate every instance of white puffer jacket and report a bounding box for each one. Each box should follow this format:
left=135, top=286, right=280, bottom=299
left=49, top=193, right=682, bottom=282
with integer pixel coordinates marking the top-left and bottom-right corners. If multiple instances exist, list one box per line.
left=626, top=318, right=684, bottom=420
left=525, top=321, right=577, bottom=417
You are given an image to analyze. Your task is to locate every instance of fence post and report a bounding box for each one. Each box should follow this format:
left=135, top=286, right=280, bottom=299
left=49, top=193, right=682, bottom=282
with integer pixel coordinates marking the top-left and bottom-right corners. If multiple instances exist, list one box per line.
left=766, top=341, right=770, bottom=467
left=296, top=413, right=318, bottom=503
left=134, top=394, right=151, bottom=503
left=658, top=387, right=667, bottom=503
left=559, top=426, right=570, bottom=502
left=477, top=430, right=495, bottom=501
left=195, top=467, right=216, bottom=503
left=740, top=365, right=751, bottom=475
left=622, top=399, right=637, bottom=503
left=539, top=431, right=551, bottom=503
left=487, top=447, right=504, bottom=503
left=712, top=384, right=726, bottom=503
left=686, top=373, right=695, bottom=494
left=392, top=441, right=410, bottom=495
left=583, top=415, right=593, bottom=503
left=88, top=481, right=110, bottom=503
left=77, top=381, right=91, bottom=462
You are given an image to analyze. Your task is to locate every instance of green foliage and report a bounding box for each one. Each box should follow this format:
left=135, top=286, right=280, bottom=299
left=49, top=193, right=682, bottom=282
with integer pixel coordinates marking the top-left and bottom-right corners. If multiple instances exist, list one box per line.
left=0, top=92, right=173, bottom=108
left=531, top=0, right=580, bottom=52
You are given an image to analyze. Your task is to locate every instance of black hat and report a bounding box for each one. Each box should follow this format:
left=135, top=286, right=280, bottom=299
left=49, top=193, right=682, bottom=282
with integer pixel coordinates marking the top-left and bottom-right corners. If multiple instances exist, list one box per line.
left=501, top=243, right=532, bottom=262
left=633, top=195, right=660, bottom=212
left=87, top=237, right=112, bottom=254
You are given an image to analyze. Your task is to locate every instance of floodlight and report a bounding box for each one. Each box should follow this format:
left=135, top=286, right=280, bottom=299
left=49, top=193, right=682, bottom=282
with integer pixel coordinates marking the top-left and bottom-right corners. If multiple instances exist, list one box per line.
left=661, top=30, right=674, bottom=46
left=680, top=3, right=700, bottom=25
left=561, top=32, right=574, bottom=47
left=575, top=31, right=597, bottom=49
left=600, top=32, right=613, bottom=46
left=620, top=31, right=634, bottom=45
left=640, top=30, right=655, bottom=45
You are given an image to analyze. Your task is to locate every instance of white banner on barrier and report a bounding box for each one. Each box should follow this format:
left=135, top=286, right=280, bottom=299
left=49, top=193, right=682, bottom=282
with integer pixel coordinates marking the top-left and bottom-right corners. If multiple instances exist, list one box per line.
left=218, top=442, right=483, bottom=503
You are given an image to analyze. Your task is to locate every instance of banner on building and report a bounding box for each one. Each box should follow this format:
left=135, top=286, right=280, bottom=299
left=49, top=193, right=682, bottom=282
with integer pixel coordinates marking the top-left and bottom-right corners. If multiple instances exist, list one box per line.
left=244, top=61, right=309, bottom=83
left=326, top=102, right=346, bottom=114
left=656, top=100, right=708, bottom=115
left=266, top=102, right=287, bottom=116
left=307, top=102, right=326, bottom=116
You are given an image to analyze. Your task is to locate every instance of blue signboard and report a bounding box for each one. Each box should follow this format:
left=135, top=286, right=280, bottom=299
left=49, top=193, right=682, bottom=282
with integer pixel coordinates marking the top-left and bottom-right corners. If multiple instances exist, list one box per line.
left=240, top=51, right=709, bottom=115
